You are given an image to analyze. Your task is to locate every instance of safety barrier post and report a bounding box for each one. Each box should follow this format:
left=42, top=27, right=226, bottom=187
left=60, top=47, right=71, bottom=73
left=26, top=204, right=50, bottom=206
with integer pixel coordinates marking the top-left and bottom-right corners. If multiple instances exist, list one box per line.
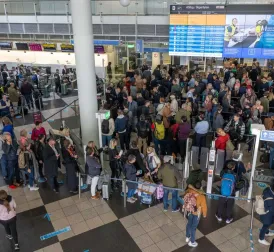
left=184, top=138, right=190, bottom=179
left=123, top=178, right=126, bottom=208
left=250, top=199, right=255, bottom=252
left=78, top=173, right=81, bottom=199
left=21, top=96, right=25, bottom=125
left=74, top=100, right=77, bottom=116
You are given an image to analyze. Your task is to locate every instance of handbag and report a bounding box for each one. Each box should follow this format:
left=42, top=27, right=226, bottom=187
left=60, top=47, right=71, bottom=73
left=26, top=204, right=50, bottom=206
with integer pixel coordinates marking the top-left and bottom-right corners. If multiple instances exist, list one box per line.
left=226, top=139, right=235, bottom=151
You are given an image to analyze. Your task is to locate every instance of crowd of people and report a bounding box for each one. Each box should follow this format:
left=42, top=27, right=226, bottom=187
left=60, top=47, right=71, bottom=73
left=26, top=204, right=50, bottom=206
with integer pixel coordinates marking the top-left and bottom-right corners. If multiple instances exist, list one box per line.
left=1, top=60, right=274, bottom=250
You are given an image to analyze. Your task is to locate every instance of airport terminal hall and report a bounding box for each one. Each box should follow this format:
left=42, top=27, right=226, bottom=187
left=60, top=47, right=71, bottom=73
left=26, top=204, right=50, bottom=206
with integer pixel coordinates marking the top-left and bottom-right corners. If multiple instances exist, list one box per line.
left=1, top=0, right=274, bottom=252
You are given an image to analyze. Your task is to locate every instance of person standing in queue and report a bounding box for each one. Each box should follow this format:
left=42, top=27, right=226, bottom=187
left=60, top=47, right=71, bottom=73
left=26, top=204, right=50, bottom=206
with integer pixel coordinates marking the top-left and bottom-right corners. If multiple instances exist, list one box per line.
left=43, top=137, right=60, bottom=193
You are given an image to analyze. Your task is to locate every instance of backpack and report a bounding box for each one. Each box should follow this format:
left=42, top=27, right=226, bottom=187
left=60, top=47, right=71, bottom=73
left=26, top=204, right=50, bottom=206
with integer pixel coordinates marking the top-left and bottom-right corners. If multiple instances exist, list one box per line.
left=101, top=119, right=110, bottom=134
left=255, top=195, right=273, bottom=215
left=32, top=74, right=38, bottom=82
left=18, top=151, right=26, bottom=169
left=139, top=122, right=148, bottom=138
left=260, top=153, right=270, bottom=163
left=154, top=122, right=165, bottom=140
left=186, top=169, right=203, bottom=186
left=183, top=193, right=197, bottom=216
left=221, top=173, right=236, bottom=196
left=226, top=139, right=235, bottom=152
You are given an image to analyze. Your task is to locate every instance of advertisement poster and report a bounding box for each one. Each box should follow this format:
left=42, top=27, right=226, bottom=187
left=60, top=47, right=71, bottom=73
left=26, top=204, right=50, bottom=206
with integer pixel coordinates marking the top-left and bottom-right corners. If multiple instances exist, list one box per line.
left=223, top=15, right=274, bottom=58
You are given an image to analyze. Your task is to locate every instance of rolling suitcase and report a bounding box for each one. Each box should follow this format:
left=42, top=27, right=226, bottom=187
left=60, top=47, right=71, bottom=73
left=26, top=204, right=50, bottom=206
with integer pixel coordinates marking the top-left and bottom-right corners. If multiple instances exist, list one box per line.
left=33, top=111, right=42, bottom=123
left=102, top=182, right=110, bottom=200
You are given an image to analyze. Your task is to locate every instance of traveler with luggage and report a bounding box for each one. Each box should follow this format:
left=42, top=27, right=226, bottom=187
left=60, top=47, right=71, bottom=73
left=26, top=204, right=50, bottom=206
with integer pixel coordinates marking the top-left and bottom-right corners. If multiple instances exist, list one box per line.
left=115, top=109, right=129, bottom=150
left=152, top=115, right=166, bottom=155
left=7, top=82, right=20, bottom=114
left=101, top=116, right=115, bottom=147
left=20, top=80, right=34, bottom=110
left=224, top=114, right=245, bottom=149
left=18, top=143, right=39, bottom=191
left=0, top=190, right=20, bottom=251
left=126, top=141, right=145, bottom=176
left=86, top=146, right=101, bottom=200
left=137, top=114, right=150, bottom=155
left=177, top=116, right=191, bottom=161
left=124, top=155, right=140, bottom=203
left=108, top=139, right=122, bottom=190
left=215, top=162, right=236, bottom=224
left=2, top=132, right=20, bottom=189
left=145, top=147, right=161, bottom=182
left=62, top=139, right=79, bottom=194
left=43, top=137, right=60, bottom=193
left=158, top=155, right=182, bottom=212
left=184, top=181, right=207, bottom=248
left=257, top=180, right=274, bottom=245
left=215, top=128, right=230, bottom=151
left=31, top=121, right=46, bottom=142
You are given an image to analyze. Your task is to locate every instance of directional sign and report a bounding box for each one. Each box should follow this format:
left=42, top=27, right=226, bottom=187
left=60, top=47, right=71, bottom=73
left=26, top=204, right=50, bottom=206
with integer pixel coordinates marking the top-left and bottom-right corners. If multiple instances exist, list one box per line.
left=40, top=226, right=71, bottom=241
left=260, top=130, right=274, bottom=142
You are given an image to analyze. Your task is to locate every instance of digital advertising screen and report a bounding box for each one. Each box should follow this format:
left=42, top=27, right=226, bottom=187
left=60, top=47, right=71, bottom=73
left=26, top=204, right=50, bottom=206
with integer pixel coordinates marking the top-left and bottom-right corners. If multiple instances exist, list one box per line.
left=169, top=5, right=274, bottom=59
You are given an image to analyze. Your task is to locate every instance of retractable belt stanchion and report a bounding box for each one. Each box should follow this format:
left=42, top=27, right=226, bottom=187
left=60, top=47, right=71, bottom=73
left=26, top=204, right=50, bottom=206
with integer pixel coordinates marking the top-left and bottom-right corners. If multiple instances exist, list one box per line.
left=184, top=138, right=190, bottom=179
left=206, top=141, right=216, bottom=195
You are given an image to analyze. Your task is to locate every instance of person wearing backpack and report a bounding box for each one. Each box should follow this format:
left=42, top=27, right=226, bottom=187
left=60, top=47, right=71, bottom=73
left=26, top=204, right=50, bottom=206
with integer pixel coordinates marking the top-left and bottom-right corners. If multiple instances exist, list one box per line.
left=257, top=181, right=274, bottom=245
left=137, top=114, right=150, bottom=155
left=115, top=109, right=129, bottom=150
left=152, top=115, right=165, bottom=155
left=102, top=116, right=115, bottom=147
left=178, top=116, right=191, bottom=161
left=184, top=181, right=207, bottom=248
left=215, top=162, right=236, bottom=224
left=158, top=156, right=182, bottom=212
left=18, top=144, right=39, bottom=191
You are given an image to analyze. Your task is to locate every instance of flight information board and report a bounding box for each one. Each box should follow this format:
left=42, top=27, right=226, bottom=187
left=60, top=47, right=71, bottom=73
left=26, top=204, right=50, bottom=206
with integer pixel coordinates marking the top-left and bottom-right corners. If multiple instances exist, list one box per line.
left=169, top=5, right=274, bottom=59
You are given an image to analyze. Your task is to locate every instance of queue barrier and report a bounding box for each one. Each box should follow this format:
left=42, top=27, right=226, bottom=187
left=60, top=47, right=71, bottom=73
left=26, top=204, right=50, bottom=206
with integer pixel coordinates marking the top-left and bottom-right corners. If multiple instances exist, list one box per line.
left=76, top=173, right=256, bottom=251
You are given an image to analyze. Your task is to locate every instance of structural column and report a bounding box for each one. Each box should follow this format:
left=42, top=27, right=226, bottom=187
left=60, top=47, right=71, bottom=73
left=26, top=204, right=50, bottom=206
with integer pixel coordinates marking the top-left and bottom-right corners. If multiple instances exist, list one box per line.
left=70, top=0, right=98, bottom=145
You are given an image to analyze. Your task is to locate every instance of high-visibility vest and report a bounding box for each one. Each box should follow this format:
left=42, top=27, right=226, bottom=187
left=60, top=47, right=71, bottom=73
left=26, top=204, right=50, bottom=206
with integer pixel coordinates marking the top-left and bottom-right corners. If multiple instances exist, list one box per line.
left=224, top=25, right=236, bottom=42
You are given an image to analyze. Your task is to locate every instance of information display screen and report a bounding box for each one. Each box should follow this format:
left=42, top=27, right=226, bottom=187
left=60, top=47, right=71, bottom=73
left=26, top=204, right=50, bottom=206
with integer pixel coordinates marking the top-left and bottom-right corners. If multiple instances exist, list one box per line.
left=169, top=5, right=274, bottom=58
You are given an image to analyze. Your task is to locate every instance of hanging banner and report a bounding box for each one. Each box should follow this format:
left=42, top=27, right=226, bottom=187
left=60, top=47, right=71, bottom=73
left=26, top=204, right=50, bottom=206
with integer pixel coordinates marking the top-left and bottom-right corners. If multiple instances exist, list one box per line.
left=16, top=43, right=29, bottom=51
left=136, top=39, right=144, bottom=54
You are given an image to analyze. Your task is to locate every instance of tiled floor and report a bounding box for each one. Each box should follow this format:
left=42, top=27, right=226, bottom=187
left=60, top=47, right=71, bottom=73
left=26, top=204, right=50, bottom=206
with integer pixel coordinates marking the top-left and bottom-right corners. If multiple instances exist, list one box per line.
left=0, top=91, right=266, bottom=252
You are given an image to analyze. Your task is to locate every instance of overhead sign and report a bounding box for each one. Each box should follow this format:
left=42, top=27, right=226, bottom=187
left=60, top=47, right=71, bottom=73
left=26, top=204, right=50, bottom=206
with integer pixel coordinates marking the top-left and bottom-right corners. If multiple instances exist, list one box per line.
left=60, top=44, right=74, bottom=52
left=260, top=130, right=274, bottom=142
left=29, top=43, right=42, bottom=51
left=136, top=39, right=144, bottom=53
left=42, top=43, right=57, bottom=52
left=170, top=5, right=226, bottom=14
left=70, top=39, right=119, bottom=46
left=0, top=42, right=12, bottom=50
left=144, top=48, right=169, bottom=53
left=16, top=43, right=29, bottom=51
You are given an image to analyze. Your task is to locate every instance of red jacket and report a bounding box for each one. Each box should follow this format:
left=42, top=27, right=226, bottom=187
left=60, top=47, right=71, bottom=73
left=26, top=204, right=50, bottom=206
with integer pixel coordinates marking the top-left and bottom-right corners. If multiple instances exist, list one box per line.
left=31, top=127, right=46, bottom=141
left=215, top=134, right=230, bottom=150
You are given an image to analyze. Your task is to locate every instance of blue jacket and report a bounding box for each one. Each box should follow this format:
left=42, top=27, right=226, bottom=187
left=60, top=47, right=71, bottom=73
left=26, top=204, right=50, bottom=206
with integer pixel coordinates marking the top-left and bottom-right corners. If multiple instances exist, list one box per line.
left=3, top=125, right=14, bottom=139
left=260, top=187, right=274, bottom=225
left=3, top=140, right=18, bottom=161
left=115, top=115, right=127, bottom=133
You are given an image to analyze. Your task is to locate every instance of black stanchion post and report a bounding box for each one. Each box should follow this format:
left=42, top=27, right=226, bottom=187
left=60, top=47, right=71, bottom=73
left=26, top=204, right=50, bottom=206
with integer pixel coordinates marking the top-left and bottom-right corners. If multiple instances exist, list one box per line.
left=123, top=178, right=126, bottom=208
left=78, top=173, right=81, bottom=199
